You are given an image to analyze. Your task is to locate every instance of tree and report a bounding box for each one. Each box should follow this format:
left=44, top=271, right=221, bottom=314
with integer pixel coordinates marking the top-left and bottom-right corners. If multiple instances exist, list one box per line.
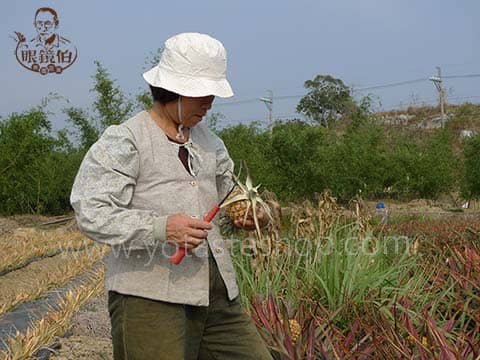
left=0, top=107, right=76, bottom=214
left=296, top=74, right=355, bottom=127
left=63, top=107, right=99, bottom=150
left=92, top=60, right=133, bottom=128
left=206, top=112, right=225, bottom=134
left=65, top=61, right=133, bottom=151
left=136, top=48, right=164, bottom=110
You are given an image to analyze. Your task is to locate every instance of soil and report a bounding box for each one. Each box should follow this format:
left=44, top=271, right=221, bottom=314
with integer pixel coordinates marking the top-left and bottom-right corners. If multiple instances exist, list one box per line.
left=49, top=292, right=113, bottom=360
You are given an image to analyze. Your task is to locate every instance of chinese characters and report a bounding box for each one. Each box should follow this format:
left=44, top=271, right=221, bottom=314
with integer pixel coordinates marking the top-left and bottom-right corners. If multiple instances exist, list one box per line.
left=14, top=7, right=78, bottom=75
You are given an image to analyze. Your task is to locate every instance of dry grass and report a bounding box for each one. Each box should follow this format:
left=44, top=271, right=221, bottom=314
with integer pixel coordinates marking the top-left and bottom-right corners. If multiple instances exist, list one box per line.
left=0, top=229, right=93, bottom=275
left=0, top=267, right=105, bottom=360
left=0, top=245, right=108, bottom=316
left=288, top=191, right=370, bottom=241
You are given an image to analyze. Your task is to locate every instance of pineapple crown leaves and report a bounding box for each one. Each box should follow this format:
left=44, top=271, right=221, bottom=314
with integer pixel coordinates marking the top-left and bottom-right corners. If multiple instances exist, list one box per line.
left=220, top=160, right=273, bottom=239
left=221, top=160, right=263, bottom=208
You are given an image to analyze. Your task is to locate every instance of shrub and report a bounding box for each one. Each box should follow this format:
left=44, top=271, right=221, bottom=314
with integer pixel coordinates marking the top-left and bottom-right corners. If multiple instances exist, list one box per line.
left=0, top=108, right=78, bottom=214
left=408, top=129, right=459, bottom=198
left=218, top=122, right=276, bottom=196
left=463, top=133, right=480, bottom=199
left=219, top=119, right=462, bottom=203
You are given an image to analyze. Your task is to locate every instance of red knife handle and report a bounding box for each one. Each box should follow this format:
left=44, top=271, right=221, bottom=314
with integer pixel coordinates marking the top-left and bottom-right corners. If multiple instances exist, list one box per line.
left=203, top=205, right=220, bottom=222
left=169, top=205, right=220, bottom=265
left=170, top=247, right=186, bottom=265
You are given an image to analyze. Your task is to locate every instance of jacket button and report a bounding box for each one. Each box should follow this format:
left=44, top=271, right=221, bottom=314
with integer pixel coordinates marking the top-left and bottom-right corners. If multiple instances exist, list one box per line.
left=190, top=181, right=197, bottom=186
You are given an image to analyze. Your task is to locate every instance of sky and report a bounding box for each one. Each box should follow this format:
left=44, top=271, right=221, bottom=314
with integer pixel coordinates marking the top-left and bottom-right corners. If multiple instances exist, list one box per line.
left=1, top=0, right=479, bottom=131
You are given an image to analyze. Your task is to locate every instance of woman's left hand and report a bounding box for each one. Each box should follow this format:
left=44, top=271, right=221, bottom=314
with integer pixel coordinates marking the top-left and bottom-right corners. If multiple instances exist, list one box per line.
left=233, top=204, right=269, bottom=231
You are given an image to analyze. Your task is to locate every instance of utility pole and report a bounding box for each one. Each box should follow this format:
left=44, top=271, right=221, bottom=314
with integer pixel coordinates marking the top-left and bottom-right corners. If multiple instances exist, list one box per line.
left=259, top=90, right=273, bottom=135
left=429, top=66, right=447, bottom=127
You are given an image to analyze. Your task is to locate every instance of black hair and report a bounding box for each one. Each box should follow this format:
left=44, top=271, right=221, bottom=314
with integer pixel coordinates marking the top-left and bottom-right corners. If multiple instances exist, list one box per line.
left=34, top=7, right=59, bottom=27
left=149, top=86, right=180, bottom=104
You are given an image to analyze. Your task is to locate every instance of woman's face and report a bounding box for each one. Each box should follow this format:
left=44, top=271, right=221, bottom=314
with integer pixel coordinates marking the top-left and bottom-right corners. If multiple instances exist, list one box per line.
left=178, top=95, right=215, bottom=128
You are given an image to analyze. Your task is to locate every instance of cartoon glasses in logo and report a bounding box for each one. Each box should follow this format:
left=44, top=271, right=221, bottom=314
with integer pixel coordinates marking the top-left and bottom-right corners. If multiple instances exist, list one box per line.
left=13, top=7, right=78, bottom=75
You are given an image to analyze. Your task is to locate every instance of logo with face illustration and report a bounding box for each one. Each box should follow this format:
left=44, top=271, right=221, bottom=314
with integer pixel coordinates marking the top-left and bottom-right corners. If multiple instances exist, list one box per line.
left=13, top=7, right=78, bottom=75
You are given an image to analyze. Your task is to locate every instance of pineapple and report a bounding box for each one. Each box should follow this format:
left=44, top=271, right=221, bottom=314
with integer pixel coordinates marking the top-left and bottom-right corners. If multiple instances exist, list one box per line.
left=288, top=319, right=301, bottom=344
left=223, top=187, right=249, bottom=220
left=221, top=161, right=272, bottom=238
left=280, top=319, right=302, bottom=344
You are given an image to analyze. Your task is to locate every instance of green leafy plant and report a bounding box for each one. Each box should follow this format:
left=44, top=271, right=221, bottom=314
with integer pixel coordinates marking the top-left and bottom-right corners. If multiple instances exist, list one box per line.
left=463, top=133, right=480, bottom=199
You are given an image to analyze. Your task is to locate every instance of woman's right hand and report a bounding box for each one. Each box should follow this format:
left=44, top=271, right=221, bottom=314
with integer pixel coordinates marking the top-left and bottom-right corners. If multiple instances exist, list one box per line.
left=165, top=214, right=212, bottom=250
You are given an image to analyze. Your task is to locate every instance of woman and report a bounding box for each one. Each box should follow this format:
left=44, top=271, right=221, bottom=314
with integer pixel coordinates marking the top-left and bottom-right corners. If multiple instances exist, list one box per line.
left=71, top=32, right=273, bottom=359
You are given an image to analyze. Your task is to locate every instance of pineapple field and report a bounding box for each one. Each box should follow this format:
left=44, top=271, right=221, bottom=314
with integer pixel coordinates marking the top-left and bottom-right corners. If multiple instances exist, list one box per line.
left=0, top=217, right=110, bottom=360
left=0, top=64, right=479, bottom=359
left=0, top=195, right=478, bottom=359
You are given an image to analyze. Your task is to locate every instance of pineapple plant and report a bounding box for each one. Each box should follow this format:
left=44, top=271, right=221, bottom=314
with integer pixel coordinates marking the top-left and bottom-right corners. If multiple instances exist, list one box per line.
left=221, top=161, right=272, bottom=238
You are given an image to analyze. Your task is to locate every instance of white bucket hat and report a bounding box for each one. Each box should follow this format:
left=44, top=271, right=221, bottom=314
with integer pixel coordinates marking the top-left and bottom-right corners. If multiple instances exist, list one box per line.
left=143, top=32, right=234, bottom=98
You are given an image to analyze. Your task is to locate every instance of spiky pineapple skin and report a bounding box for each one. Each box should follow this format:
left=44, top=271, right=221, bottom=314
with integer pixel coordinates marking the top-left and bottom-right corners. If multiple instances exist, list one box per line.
left=289, top=319, right=301, bottom=343
left=224, top=187, right=249, bottom=222
left=280, top=318, right=301, bottom=344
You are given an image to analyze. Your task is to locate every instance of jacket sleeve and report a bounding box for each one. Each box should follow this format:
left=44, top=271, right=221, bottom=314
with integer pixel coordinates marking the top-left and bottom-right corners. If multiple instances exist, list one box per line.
left=70, top=125, right=167, bottom=250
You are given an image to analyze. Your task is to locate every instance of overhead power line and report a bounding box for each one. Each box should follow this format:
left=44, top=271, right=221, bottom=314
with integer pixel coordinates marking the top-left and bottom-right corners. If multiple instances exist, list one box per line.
left=448, top=95, right=480, bottom=101
left=443, top=74, right=480, bottom=79
left=354, top=78, right=428, bottom=91
left=385, top=93, right=480, bottom=109
left=220, top=94, right=480, bottom=126
left=213, top=73, right=480, bottom=108
left=213, top=78, right=432, bottom=107
left=214, top=98, right=259, bottom=106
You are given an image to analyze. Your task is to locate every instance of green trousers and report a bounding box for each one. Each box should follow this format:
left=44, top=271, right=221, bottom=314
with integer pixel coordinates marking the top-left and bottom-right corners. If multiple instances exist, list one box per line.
left=108, top=253, right=274, bottom=360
